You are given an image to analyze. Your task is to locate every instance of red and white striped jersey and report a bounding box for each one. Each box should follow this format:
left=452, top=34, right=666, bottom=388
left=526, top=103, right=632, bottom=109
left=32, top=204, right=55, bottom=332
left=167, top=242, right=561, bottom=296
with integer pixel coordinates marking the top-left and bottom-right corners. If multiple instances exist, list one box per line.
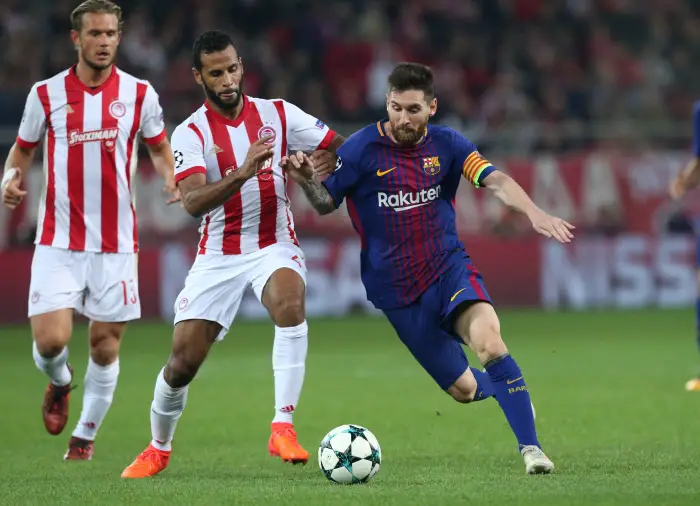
left=172, top=96, right=336, bottom=255
left=17, top=65, right=166, bottom=253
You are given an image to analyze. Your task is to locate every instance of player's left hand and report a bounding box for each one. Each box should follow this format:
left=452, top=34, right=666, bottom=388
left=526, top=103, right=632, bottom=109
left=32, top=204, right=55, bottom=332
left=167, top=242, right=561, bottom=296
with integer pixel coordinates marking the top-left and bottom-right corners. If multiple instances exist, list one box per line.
left=530, top=210, right=575, bottom=243
left=309, top=150, right=335, bottom=177
left=163, top=177, right=181, bottom=205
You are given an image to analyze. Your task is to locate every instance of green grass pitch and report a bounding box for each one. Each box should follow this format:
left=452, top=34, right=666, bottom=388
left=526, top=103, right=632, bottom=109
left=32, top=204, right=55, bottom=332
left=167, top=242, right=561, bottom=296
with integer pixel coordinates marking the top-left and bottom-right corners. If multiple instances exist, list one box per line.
left=1, top=309, right=699, bottom=505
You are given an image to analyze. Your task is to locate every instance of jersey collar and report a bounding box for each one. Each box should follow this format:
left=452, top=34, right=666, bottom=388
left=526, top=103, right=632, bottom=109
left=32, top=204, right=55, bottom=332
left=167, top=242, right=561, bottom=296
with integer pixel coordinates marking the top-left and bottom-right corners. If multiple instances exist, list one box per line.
left=67, top=64, right=117, bottom=95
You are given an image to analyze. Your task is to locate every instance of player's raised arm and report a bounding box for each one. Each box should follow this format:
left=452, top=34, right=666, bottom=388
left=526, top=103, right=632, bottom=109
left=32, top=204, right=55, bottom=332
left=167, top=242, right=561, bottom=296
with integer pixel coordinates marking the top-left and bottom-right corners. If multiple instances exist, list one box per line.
left=174, top=124, right=274, bottom=217
left=481, top=170, right=574, bottom=244
left=454, top=132, right=574, bottom=243
left=141, top=83, right=179, bottom=204
left=670, top=102, right=700, bottom=199
left=1, top=83, right=46, bottom=209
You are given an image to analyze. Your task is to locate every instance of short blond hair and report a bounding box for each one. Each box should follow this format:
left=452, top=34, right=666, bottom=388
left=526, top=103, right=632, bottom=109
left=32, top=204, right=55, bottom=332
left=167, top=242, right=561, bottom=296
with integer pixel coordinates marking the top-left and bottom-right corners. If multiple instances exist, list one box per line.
left=71, top=0, right=123, bottom=32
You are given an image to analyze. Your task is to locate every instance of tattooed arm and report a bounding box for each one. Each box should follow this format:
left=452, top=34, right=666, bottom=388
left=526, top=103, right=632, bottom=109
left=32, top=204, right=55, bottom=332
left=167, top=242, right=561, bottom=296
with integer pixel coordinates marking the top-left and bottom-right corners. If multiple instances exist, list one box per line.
left=280, top=151, right=337, bottom=215
left=297, top=176, right=337, bottom=215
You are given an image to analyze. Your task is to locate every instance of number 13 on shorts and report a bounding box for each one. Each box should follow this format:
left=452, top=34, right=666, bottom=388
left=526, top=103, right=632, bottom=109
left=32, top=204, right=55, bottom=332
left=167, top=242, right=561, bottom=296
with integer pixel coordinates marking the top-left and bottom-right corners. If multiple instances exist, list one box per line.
left=121, top=279, right=138, bottom=305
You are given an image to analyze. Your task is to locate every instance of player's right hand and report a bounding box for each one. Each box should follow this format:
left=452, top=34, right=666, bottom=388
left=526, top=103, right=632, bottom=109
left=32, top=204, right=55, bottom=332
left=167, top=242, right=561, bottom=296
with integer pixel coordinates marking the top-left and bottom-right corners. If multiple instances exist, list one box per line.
left=1, top=170, right=27, bottom=209
left=669, top=175, right=686, bottom=200
left=237, top=135, right=275, bottom=180
left=279, top=151, right=314, bottom=184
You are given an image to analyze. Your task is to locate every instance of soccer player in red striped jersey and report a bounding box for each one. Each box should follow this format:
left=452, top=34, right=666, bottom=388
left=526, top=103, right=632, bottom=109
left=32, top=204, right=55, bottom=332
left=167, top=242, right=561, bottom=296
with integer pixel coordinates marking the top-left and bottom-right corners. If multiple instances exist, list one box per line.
left=121, top=30, right=345, bottom=478
left=284, top=63, right=575, bottom=474
left=0, top=0, right=177, bottom=460
left=669, top=101, right=700, bottom=391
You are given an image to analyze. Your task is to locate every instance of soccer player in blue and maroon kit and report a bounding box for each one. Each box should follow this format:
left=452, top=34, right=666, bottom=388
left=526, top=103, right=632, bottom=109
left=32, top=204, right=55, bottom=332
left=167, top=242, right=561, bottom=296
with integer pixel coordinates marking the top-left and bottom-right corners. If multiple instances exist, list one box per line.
left=281, top=63, right=574, bottom=474
left=669, top=101, right=700, bottom=391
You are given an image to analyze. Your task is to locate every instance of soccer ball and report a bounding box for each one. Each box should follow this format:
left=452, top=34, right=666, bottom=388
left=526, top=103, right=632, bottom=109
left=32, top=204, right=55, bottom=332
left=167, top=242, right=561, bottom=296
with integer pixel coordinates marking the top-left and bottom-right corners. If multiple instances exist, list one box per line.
left=318, top=424, right=381, bottom=484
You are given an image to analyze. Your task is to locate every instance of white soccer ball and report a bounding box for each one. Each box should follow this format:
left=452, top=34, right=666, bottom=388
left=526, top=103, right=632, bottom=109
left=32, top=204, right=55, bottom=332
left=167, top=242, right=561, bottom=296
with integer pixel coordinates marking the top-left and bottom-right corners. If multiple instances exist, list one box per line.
left=318, top=424, right=381, bottom=484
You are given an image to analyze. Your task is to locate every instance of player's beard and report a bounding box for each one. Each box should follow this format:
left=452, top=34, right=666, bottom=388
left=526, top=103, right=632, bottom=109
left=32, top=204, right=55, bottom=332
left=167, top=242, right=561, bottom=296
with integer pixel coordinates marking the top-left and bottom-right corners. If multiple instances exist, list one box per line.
left=391, top=119, right=428, bottom=146
left=204, top=80, right=243, bottom=112
left=81, top=46, right=116, bottom=72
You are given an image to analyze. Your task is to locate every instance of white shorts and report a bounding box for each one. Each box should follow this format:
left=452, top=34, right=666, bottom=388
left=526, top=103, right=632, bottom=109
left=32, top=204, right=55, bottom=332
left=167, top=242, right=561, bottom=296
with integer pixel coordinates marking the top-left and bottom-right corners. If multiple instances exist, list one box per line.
left=28, top=245, right=141, bottom=322
left=174, top=242, right=307, bottom=341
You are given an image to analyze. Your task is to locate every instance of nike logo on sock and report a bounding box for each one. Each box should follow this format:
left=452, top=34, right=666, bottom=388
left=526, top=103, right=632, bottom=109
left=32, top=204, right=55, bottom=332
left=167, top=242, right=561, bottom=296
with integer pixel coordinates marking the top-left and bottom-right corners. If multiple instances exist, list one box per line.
left=506, top=376, right=523, bottom=384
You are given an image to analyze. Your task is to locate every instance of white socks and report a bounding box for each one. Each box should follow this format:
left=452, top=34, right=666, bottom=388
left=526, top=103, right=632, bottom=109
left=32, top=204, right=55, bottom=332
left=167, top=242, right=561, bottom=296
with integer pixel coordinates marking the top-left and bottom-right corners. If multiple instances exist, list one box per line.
left=33, top=341, right=72, bottom=387
left=72, top=358, right=119, bottom=441
left=150, top=368, right=188, bottom=451
left=33, top=342, right=120, bottom=442
left=272, top=321, right=308, bottom=424
left=147, top=320, right=307, bottom=450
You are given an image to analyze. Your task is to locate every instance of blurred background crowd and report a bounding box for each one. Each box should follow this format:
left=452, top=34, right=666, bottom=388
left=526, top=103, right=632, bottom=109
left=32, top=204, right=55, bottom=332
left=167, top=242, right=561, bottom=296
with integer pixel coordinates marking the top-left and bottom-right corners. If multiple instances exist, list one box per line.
left=0, top=0, right=699, bottom=154
left=0, top=0, right=698, bottom=317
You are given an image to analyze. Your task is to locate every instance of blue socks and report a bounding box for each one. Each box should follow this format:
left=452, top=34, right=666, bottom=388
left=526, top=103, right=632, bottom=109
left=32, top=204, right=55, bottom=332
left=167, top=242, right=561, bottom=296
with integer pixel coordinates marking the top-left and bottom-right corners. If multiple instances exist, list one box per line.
left=469, top=367, right=495, bottom=401
left=484, top=354, right=540, bottom=451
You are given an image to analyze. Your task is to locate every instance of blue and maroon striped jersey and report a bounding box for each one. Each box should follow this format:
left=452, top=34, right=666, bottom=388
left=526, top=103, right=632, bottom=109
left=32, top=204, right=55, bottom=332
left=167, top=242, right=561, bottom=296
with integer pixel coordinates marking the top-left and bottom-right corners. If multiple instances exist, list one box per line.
left=690, top=101, right=700, bottom=233
left=322, top=120, right=497, bottom=310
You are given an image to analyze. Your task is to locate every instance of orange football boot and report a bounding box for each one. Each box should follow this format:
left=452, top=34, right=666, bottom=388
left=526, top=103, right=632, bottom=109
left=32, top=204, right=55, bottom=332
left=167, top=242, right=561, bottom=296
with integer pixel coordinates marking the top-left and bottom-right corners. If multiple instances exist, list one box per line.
left=685, top=378, right=700, bottom=391
left=42, top=365, right=75, bottom=435
left=268, top=422, right=309, bottom=464
left=121, top=444, right=171, bottom=478
left=64, top=437, right=94, bottom=460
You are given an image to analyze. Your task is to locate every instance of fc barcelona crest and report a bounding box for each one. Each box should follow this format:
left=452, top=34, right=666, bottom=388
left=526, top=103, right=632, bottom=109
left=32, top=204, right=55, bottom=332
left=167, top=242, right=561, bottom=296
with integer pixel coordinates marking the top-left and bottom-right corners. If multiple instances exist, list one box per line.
left=422, top=156, right=440, bottom=175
